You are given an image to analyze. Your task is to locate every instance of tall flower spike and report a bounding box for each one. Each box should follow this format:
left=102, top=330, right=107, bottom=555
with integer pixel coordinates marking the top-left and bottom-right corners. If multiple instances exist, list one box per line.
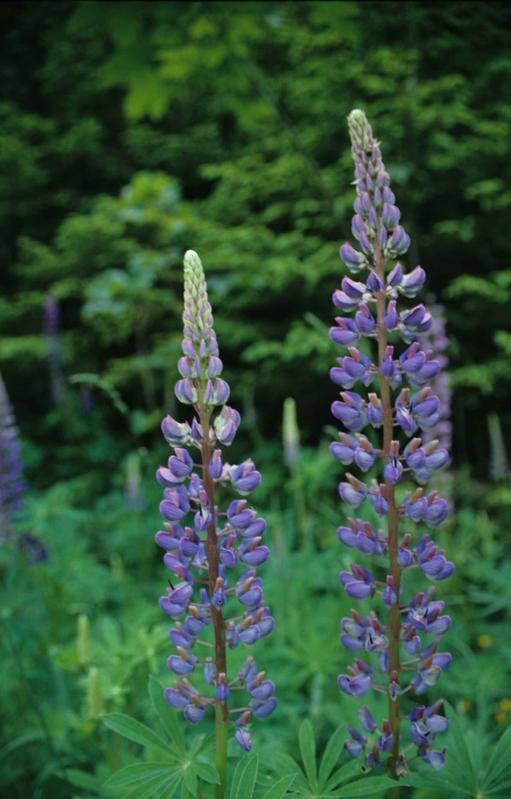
left=157, top=251, right=275, bottom=798
left=330, top=111, right=453, bottom=780
left=0, top=373, right=26, bottom=537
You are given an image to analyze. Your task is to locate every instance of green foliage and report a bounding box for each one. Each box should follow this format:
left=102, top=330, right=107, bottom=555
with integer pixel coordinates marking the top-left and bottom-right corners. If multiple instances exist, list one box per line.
left=1, top=3, right=511, bottom=798
left=268, top=718, right=406, bottom=797
left=407, top=704, right=511, bottom=798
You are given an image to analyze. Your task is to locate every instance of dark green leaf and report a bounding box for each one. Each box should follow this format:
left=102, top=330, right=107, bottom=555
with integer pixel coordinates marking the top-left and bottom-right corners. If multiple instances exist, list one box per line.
left=486, top=778, right=511, bottom=796
left=104, top=763, right=177, bottom=788
left=183, top=764, right=197, bottom=794
left=62, top=768, right=100, bottom=791
left=445, top=703, right=476, bottom=790
left=298, top=719, right=317, bottom=790
left=318, top=727, right=346, bottom=788
left=194, top=759, right=220, bottom=784
left=325, top=760, right=360, bottom=790
left=339, top=776, right=407, bottom=796
left=230, top=755, right=259, bottom=799
left=102, top=714, right=171, bottom=757
left=124, top=770, right=182, bottom=799
left=483, top=724, right=511, bottom=789
left=260, top=774, right=296, bottom=799
left=148, top=676, right=185, bottom=753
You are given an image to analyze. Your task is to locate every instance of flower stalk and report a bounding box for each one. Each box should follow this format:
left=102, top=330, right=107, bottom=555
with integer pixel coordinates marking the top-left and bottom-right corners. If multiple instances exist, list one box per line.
left=331, top=111, right=453, bottom=778
left=156, top=251, right=276, bottom=798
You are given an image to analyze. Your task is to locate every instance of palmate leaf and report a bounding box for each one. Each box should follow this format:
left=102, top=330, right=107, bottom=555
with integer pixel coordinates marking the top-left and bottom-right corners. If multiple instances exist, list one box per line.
left=104, top=762, right=178, bottom=788
left=408, top=772, right=473, bottom=797
left=339, top=775, right=411, bottom=797
left=148, top=675, right=185, bottom=755
left=318, top=726, right=346, bottom=789
left=486, top=779, right=511, bottom=797
left=260, top=774, right=297, bottom=799
left=268, top=751, right=309, bottom=793
left=299, top=720, right=318, bottom=792
left=123, top=770, right=182, bottom=799
left=194, top=759, right=220, bottom=784
left=230, top=754, right=259, bottom=799
left=273, top=721, right=414, bottom=798
left=324, top=760, right=360, bottom=792
left=102, top=713, right=172, bottom=759
left=482, top=725, right=511, bottom=792
left=445, top=703, right=477, bottom=789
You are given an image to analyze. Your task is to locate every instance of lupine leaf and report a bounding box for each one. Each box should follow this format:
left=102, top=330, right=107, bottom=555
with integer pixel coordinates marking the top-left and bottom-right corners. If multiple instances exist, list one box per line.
left=230, top=755, right=259, bottom=799
left=338, top=775, right=408, bottom=797
left=260, top=774, right=296, bottom=799
left=325, top=760, right=360, bottom=790
left=268, top=752, right=307, bottom=790
left=148, top=676, right=185, bottom=754
left=298, top=719, right=318, bottom=790
left=486, top=778, right=511, bottom=796
left=442, top=703, right=476, bottom=787
left=103, top=762, right=176, bottom=788
left=194, top=759, right=220, bottom=784
left=124, top=770, right=181, bottom=799
left=318, top=727, right=346, bottom=788
left=183, top=763, right=197, bottom=794
left=62, top=768, right=100, bottom=791
left=409, top=770, right=473, bottom=796
left=102, top=713, right=171, bottom=757
left=189, top=731, right=215, bottom=757
left=483, top=724, right=511, bottom=789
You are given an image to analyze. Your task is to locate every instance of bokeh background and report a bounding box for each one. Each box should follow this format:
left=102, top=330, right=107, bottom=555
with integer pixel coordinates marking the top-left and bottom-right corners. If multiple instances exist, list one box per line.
left=1, top=2, right=511, bottom=797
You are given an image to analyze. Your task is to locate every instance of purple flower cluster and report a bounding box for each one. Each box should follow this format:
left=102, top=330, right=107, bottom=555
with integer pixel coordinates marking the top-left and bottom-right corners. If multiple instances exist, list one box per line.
left=0, top=373, right=26, bottom=534
left=330, top=111, right=453, bottom=777
left=156, top=251, right=275, bottom=752
left=421, top=303, right=452, bottom=453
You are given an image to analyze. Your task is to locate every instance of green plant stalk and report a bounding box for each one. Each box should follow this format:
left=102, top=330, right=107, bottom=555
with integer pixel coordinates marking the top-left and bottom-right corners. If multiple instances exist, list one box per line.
left=199, top=404, right=228, bottom=799
left=214, top=702, right=228, bottom=797
left=375, top=247, right=402, bottom=781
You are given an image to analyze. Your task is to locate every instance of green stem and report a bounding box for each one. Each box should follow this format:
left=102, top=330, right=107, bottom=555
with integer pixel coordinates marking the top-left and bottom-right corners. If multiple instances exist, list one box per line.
left=215, top=702, right=228, bottom=799
left=199, top=404, right=228, bottom=799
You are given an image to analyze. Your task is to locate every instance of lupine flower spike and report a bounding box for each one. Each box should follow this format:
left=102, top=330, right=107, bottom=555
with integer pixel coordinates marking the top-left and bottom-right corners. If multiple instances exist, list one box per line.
left=156, top=251, right=275, bottom=797
left=0, top=372, right=26, bottom=538
left=330, top=111, right=453, bottom=779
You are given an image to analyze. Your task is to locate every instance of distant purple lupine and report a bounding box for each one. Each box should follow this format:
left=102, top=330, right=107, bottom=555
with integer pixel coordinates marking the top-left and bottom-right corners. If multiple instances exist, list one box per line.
left=0, top=373, right=26, bottom=535
left=155, top=251, right=275, bottom=778
left=43, top=294, right=65, bottom=405
left=421, top=304, right=452, bottom=454
left=329, top=110, right=453, bottom=779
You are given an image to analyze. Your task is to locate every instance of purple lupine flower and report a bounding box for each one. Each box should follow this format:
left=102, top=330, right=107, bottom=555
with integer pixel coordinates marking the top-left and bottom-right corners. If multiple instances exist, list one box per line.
left=421, top=304, right=452, bottom=453
left=331, top=111, right=453, bottom=780
left=0, top=373, right=27, bottom=537
left=157, top=251, right=275, bottom=756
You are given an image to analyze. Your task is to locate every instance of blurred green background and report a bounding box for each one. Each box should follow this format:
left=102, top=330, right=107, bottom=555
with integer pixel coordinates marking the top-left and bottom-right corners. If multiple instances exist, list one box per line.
left=1, top=2, right=511, bottom=798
